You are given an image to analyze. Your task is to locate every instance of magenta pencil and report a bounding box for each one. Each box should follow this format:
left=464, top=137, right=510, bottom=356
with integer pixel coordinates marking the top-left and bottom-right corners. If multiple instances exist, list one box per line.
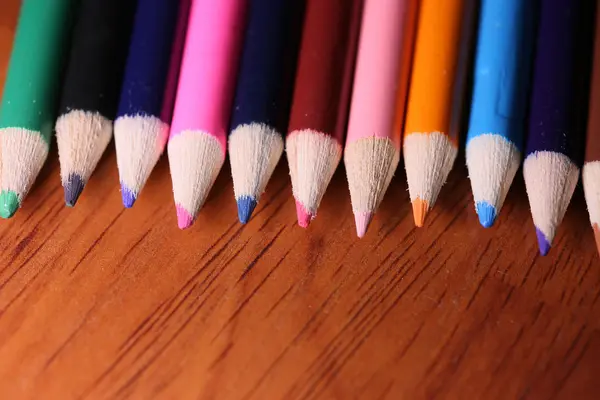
left=168, top=0, right=247, bottom=229
left=344, top=0, right=417, bottom=237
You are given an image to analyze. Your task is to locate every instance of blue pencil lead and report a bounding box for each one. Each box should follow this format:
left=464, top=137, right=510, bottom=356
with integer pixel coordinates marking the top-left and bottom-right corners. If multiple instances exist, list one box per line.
left=237, top=196, right=257, bottom=224
left=475, top=201, right=497, bottom=228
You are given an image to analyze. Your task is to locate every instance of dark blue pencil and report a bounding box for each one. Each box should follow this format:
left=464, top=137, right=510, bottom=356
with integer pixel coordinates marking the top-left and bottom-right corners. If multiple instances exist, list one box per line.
left=228, top=0, right=303, bottom=224
left=523, top=0, right=595, bottom=255
left=115, top=0, right=189, bottom=208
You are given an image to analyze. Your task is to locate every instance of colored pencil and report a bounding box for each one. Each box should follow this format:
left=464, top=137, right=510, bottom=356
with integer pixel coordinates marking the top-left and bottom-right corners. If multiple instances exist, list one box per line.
left=229, top=0, right=302, bottom=224
left=56, top=0, right=137, bottom=207
left=168, top=0, right=246, bottom=229
left=403, top=0, right=474, bottom=227
left=583, top=4, right=600, bottom=254
left=287, top=0, right=363, bottom=228
left=466, top=0, right=538, bottom=228
left=344, top=0, right=417, bottom=238
left=524, top=0, right=594, bottom=256
left=115, top=0, right=189, bottom=208
left=0, top=0, right=75, bottom=218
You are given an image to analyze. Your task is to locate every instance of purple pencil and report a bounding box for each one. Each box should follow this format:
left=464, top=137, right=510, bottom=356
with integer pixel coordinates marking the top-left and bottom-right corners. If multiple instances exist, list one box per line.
left=523, top=0, right=595, bottom=256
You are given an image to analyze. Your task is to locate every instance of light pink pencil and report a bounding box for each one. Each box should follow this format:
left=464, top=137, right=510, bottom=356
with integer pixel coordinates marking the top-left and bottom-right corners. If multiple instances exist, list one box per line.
left=168, top=0, right=247, bottom=229
left=344, top=0, right=417, bottom=237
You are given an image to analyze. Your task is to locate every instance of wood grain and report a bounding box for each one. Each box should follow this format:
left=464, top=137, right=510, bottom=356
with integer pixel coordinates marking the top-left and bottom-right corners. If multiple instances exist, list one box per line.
left=1, top=1, right=600, bottom=399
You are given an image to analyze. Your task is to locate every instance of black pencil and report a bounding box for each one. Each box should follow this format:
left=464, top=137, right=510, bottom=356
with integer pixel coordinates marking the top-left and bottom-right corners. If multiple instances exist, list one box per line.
left=56, top=0, right=137, bottom=207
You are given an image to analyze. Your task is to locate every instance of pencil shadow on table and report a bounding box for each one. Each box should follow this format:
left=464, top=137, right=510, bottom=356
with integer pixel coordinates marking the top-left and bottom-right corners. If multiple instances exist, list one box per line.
left=75, top=138, right=121, bottom=202
left=33, top=138, right=61, bottom=194
left=562, top=185, right=592, bottom=252
left=203, top=157, right=235, bottom=208
left=319, top=164, right=355, bottom=230
left=377, top=162, right=410, bottom=226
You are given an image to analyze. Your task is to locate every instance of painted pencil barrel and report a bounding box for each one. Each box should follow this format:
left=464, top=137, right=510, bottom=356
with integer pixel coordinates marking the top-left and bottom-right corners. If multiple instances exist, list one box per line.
left=115, top=0, right=186, bottom=207
left=230, top=0, right=300, bottom=134
left=117, top=0, right=182, bottom=120
left=526, top=0, right=589, bottom=157
left=288, top=0, right=362, bottom=142
left=346, top=0, right=413, bottom=146
left=169, top=0, right=246, bottom=150
left=0, top=0, right=75, bottom=217
left=466, top=0, right=538, bottom=227
left=168, top=0, right=246, bottom=229
left=404, top=0, right=468, bottom=138
left=59, top=0, right=137, bottom=118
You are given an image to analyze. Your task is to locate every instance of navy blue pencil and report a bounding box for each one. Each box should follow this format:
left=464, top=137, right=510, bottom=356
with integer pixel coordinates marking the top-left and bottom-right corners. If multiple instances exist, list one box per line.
left=115, top=0, right=190, bottom=208
left=228, top=0, right=304, bottom=224
left=523, top=0, right=595, bottom=255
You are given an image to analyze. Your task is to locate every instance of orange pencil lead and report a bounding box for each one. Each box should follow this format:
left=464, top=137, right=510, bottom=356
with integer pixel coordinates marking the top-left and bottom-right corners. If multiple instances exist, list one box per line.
left=411, top=198, right=429, bottom=228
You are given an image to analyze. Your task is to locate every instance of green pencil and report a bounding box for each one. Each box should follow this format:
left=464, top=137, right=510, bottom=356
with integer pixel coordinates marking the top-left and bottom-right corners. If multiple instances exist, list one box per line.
left=0, top=0, right=75, bottom=218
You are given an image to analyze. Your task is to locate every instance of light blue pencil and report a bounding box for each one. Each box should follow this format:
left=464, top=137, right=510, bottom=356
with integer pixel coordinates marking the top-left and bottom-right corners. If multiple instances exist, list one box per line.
left=466, top=0, right=538, bottom=227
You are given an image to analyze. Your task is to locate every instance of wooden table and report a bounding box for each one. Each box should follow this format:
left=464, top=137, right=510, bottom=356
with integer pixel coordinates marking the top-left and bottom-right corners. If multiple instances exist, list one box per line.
left=1, top=2, right=599, bottom=399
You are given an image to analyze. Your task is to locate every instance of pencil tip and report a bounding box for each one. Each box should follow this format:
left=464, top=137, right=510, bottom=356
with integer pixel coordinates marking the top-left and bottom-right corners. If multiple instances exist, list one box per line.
left=0, top=191, right=20, bottom=219
left=535, top=227, right=551, bottom=256
left=64, top=174, right=85, bottom=207
left=412, top=198, right=429, bottom=228
left=176, top=204, right=194, bottom=230
left=354, top=212, right=373, bottom=238
left=295, top=199, right=314, bottom=228
left=593, top=224, right=600, bottom=257
left=237, top=196, right=257, bottom=224
left=475, top=201, right=497, bottom=228
left=121, top=184, right=137, bottom=208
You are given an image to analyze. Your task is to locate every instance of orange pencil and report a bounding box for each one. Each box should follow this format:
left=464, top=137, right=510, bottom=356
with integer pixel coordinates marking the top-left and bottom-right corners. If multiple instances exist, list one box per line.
left=402, top=0, right=475, bottom=227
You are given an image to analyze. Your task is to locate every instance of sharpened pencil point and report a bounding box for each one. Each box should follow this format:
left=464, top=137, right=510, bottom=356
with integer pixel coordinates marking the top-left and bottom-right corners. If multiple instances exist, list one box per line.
left=0, top=191, right=20, bottom=219
left=176, top=204, right=194, bottom=230
left=354, top=212, right=373, bottom=238
left=64, top=174, right=85, bottom=207
left=593, top=224, right=600, bottom=257
left=237, top=196, right=257, bottom=224
left=475, top=201, right=497, bottom=228
left=412, top=198, right=429, bottom=228
left=535, top=227, right=551, bottom=256
left=295, top=200, right=314, bottom=228
left=121, top=184, right=137, bottom=208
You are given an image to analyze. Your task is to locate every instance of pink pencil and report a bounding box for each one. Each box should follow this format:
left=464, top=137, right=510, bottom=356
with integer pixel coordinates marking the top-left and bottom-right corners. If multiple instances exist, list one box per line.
left=168, top=0, right=247, bottom=229
left=344, top=0, right=417, bottom=237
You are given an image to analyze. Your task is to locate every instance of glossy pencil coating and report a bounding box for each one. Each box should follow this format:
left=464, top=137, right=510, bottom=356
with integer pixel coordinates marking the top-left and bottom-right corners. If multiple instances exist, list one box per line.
left=168, top=0, right=246, bottom=229
left=403, top=0, right=474, bottom=227
left=524, top=0, right=594, bottom=255
left=582, top=4, right=600, bottom=254
left=56, top=0, right=137, bottom=207
left=344, top=0, right=418, bottom=237
left=115, top=0, right=189, bottom=208
left=0, top=0, right=74, bottom=218
left=466, top=0, right=538, bottom=228
left=229, top=0, right=302, bottom=224
left=287, top=0, right=363, bottom=228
